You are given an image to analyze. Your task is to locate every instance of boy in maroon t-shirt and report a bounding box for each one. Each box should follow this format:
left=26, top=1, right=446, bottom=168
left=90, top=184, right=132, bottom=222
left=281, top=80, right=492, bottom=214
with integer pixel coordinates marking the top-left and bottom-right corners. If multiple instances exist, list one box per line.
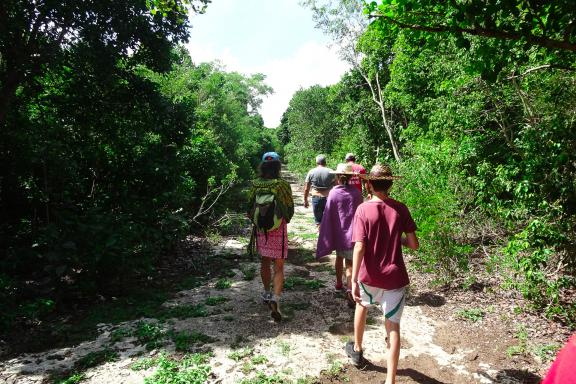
left=345, top=164, right=419, bottom=384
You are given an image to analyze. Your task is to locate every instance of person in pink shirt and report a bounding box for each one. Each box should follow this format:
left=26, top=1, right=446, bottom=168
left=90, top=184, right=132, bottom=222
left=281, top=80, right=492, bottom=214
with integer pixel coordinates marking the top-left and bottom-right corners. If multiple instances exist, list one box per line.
left=345, top=153, right=366, bottom=194
left=316, top=163, right=363, bottom=306
left=541, top=333, right=576, bottom=384
left=346, top=164, right=419, bottom=384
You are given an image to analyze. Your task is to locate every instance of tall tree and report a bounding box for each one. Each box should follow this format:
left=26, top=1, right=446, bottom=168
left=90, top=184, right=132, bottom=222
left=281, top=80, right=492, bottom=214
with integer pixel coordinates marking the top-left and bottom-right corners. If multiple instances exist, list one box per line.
left=302, top=0, right=403, bottom=161
left=0, top=0, right=209, bottom=126
left=364, top=0, right=576, bottom=53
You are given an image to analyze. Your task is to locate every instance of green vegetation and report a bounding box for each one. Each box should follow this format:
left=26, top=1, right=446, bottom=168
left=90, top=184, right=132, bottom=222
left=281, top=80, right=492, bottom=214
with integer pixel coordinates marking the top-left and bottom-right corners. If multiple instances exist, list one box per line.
left=144, top=353, right=212, bottom=384
left=240, top=264, right=258, bottom=281
left=215, top=278, right=233, bottom=290
left=228, top=347, right=254, bottom=361
left=1, top=0, right=279, bottom=336
left=131, top=356, right=161, bottom=371
left=283, top=276, right=325, bottom=291
left=166, top=304, right=208, bottom=319
left=293, top=0, right=576, bottom=325
left=277, top=341, right=291, bottom=357
left=171, top=330, right=215, bottom=352
left=507, top=324, right=529, bottom=357
left=54, top=373, right=86, bottom=384
left=205, top=296, right=228, bottom=306
left=239, top=372, right=291, bottom=384
left=133, top=321, right=166, bottom=350
left=75, top=349, right=119, bottom=370
left=456, top=308, right=485, bottom=323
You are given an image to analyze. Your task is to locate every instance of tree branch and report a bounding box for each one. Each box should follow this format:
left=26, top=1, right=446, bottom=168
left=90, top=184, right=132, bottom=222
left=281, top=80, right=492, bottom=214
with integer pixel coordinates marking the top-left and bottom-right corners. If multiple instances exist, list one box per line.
left=370, top=14, right=576, bottom=52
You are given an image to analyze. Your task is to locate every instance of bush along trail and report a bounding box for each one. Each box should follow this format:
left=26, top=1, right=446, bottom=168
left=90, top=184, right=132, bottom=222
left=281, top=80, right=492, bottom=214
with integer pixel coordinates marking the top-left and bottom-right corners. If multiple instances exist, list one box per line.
left=0, top=169, right=569, bottom=384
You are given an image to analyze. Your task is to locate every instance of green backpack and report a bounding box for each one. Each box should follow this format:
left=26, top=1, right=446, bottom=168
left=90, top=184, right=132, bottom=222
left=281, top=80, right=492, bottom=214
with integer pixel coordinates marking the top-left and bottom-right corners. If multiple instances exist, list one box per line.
left=253, top=191, right=283, bottom=234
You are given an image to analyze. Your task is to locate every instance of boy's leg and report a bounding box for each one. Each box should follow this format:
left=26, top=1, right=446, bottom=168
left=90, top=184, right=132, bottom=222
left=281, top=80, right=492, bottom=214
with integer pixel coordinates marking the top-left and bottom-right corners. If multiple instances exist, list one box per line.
left=335, top=255, right=344, bottom=289
left=384, top=319, right=401, bottom=384
left=353, top=303, right=368, bottom=352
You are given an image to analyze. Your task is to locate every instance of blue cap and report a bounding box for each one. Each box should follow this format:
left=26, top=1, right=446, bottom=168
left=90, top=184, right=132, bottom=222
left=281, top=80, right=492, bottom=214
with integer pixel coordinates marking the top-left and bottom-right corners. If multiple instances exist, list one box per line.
left=262, top=152, right=280, bottom=162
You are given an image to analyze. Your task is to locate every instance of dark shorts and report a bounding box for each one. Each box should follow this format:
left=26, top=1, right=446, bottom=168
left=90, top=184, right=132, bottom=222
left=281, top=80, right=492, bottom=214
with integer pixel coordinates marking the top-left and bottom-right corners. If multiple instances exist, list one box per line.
left=311, top=196, right=327, bottom=225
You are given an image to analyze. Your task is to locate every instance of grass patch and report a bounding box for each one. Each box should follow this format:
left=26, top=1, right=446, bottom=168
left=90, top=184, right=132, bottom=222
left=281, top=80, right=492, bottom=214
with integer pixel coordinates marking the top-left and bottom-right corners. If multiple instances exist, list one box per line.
left=205, top=296, right=228, bottom=306
left=240, top=264, right=257, bottom=281
left=144, top=353, right=212, bottom=384
left=131, top=356, right=160, bottom=371
left=215, top=278, right=232, bottom=290
left=75, top=348, right=119, bottom=370
left=109, top=327, right=131, bottom=343
left=283, top=276, right=324, bottom=291
left=228, top=347, right=254, bottom=361
left=171, top=330, right=215, bottom=352
left=277, top=341, right=291, bottom=357
left=166, top=304, right=208, bottom=319
left=239, top=372, right=290, bottom=384
left=133, top=321, right=166, bottom=350
left=288, top=249, right=316, bottom=265
left=455, top=308, right=485, bottom=322
left=532, top=343, right=561, bottom=362
left=507, top=324, right=529, bottom=357
left=54, top=373, right=86, bottom=384
left=299, top=232, right=318, bottom=240
left=251, top=355, right=268, bottom=365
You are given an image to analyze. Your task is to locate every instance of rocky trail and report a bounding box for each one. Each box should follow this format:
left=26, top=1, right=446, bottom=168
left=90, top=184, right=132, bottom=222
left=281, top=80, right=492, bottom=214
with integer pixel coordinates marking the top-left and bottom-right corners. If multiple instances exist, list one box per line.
left=0, top=170, right=565, bottom=384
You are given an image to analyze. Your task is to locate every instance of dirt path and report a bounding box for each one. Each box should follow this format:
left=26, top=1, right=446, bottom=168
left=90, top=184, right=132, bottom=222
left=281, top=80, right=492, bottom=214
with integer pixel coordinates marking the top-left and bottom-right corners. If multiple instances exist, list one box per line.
left=0, top=170, right=556, bottom=383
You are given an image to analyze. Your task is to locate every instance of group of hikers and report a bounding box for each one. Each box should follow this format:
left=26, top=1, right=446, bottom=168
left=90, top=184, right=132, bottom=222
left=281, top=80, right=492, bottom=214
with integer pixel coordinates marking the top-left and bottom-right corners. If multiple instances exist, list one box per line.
left=246, top=151, right=576, bottom=384
left=247, top=150, right=418, bottom=384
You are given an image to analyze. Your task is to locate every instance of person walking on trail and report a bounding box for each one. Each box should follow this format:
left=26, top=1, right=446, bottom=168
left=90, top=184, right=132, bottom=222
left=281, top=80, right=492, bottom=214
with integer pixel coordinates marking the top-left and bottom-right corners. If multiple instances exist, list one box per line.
left=247, top=152, right=294, bottom=322
left=345, top=153, right=366, bottom=194
left=315, top=163, right=362, bottom=306
left=345, top=164, right=419, bottom=384
left=303, top=154, right=334, bottom=228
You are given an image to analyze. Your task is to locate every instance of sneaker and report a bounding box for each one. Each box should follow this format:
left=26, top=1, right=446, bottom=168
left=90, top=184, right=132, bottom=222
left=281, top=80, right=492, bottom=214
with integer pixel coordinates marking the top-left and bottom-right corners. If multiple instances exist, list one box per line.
left=261, top=291, right=272, bottom=304
left=345, top=341, right=364, bottom=366
left=269, top=299, right=282, bottom=322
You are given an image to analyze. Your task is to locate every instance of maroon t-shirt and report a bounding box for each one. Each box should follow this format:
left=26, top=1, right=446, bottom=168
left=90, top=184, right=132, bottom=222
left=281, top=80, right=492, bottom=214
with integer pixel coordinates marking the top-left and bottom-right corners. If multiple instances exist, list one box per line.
left=352, top=199, right=417, bottom=290
left=348, top=162, right=366, bottom=193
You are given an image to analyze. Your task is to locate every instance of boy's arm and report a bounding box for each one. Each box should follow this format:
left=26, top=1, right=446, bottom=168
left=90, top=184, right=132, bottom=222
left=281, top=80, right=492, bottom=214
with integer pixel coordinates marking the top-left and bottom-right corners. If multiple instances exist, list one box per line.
left=351, top=241, right=365, bottom=303
left=401, top=232, right=419, bottom=250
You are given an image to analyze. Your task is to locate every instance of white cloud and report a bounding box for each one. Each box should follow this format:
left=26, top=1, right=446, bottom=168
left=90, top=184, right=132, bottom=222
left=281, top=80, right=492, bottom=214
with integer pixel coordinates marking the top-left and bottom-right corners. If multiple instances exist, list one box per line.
left=186, top=40, right=349, bottom=128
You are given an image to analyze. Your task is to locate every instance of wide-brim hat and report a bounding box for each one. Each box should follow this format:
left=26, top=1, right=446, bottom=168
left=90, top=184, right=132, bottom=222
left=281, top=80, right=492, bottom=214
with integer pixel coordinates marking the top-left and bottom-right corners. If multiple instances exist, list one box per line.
left=359, top=163, right=401, bottom=180
left=330, top=163, right=356, bottom=175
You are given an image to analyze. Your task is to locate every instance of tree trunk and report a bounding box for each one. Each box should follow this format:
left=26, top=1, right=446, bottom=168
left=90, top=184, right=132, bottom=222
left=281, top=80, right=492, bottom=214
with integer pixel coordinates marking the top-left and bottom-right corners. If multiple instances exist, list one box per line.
left=0, top=69, right=23, bottom=127
left=360, top=69, right=402, bottom=162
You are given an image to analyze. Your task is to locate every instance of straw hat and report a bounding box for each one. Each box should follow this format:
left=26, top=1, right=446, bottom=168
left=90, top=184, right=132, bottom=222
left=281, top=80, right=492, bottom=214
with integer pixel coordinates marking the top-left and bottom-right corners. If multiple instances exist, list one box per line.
left=359, top=163, right=401, bottom=180
left=330, top=163, right=356, bottom=175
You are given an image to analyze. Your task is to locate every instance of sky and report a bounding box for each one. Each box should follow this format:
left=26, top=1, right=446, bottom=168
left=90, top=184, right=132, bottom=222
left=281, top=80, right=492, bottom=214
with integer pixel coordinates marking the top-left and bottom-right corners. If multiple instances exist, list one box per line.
left=186, top=0, right=350, bottom=128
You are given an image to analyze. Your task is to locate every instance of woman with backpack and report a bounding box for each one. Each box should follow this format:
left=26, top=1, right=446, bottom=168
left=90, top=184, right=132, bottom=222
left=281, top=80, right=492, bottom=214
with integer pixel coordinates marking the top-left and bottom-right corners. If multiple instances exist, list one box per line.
left=248, top=152, right=294, bottom=322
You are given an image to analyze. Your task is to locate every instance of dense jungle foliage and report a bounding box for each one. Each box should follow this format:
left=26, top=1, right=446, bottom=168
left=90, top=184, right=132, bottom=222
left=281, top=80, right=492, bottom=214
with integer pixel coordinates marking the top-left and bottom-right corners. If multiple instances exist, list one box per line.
left=0, top=0, right=278, bottom=331
left=283, top=0, right=576, bottom=324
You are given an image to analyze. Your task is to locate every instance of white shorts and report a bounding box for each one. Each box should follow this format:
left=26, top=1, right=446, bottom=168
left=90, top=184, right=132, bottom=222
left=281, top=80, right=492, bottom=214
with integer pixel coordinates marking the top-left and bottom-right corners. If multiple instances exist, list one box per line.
left=358, top=283, right=406, bottom=323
